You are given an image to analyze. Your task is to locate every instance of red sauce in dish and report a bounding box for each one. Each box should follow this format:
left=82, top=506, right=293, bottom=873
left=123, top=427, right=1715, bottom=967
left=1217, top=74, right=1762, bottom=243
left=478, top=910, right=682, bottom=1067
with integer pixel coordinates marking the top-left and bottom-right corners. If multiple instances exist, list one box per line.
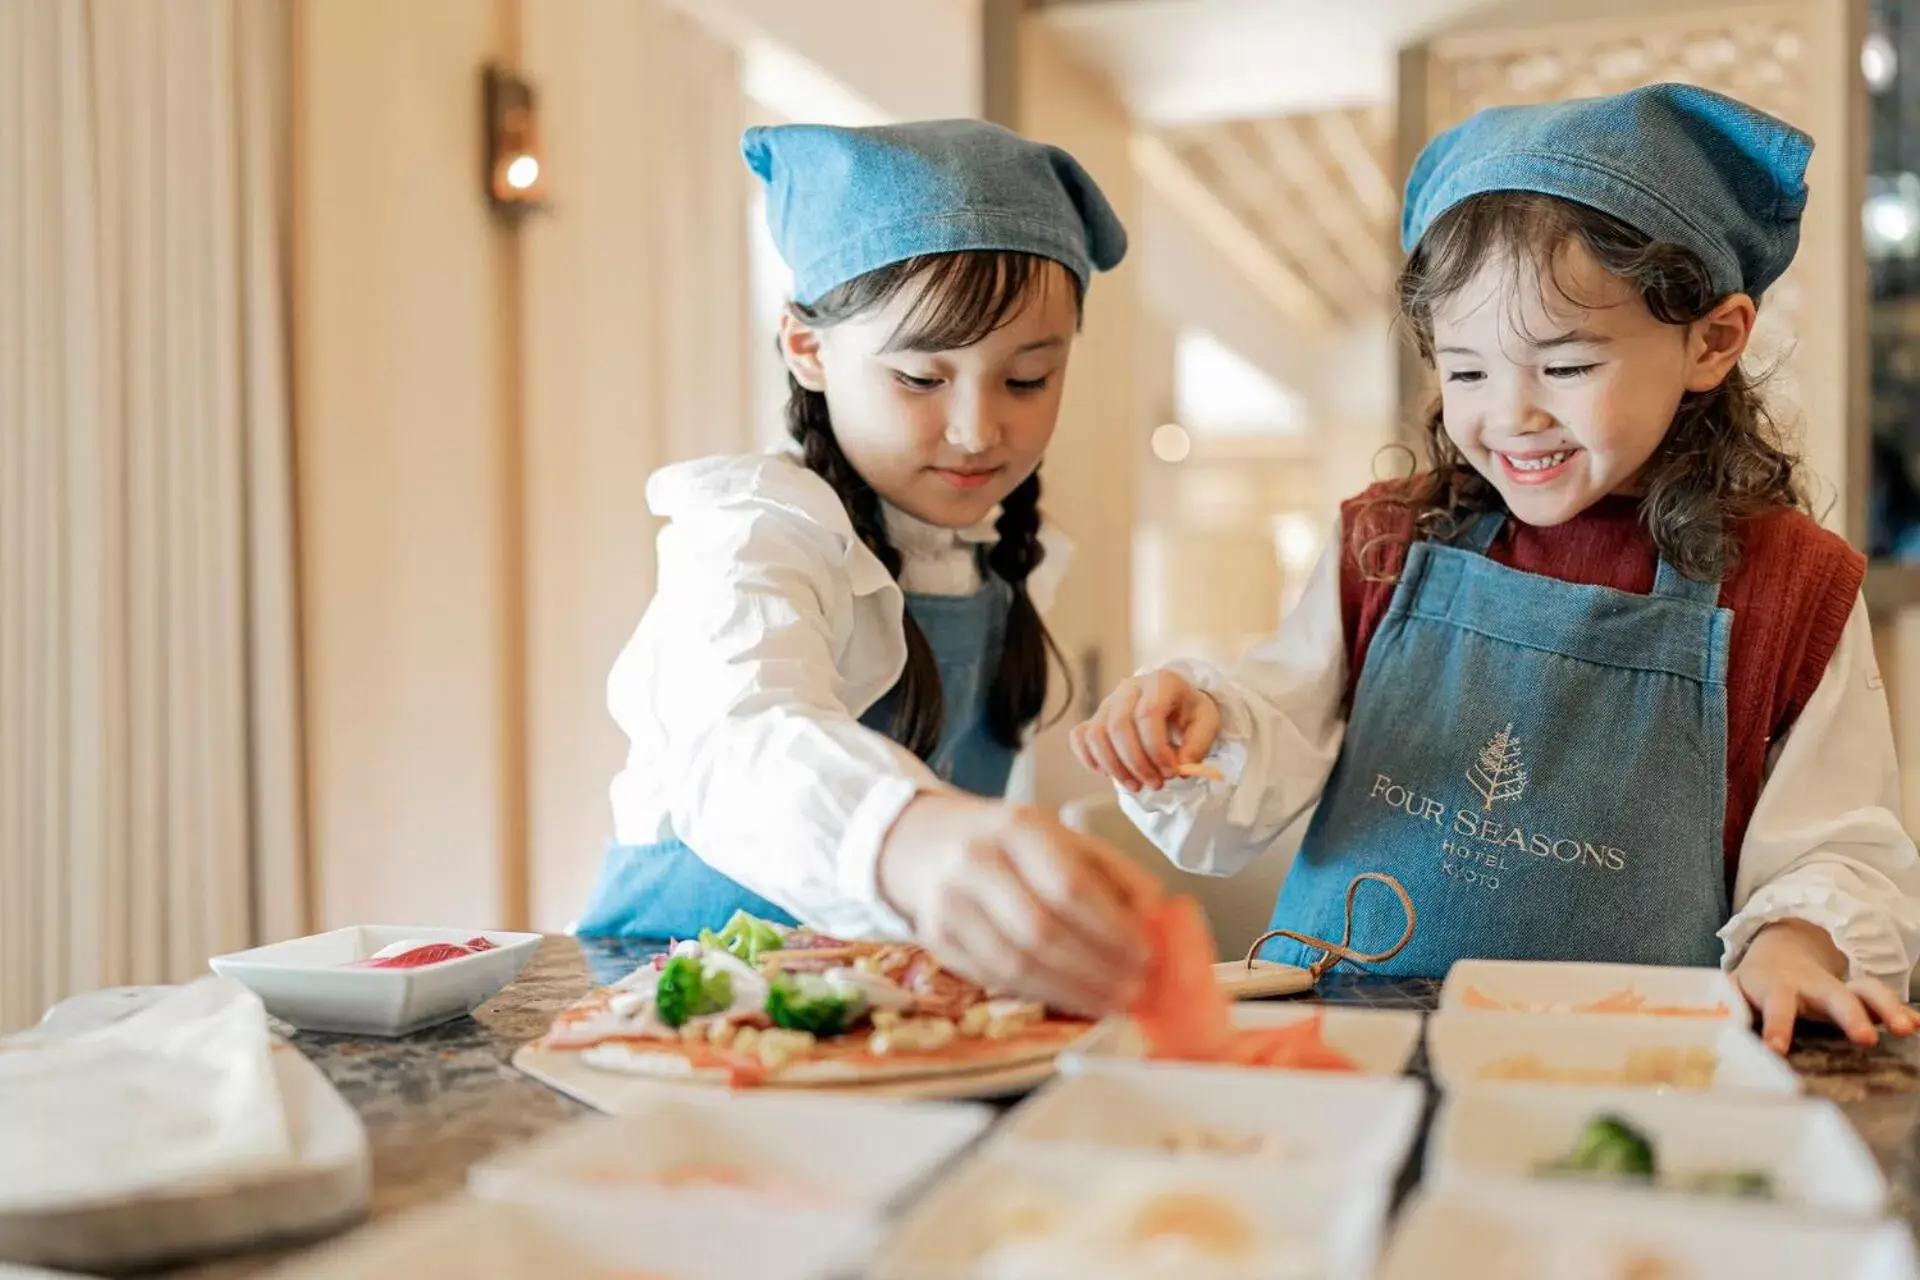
left=352, top=936, right=497, bottom=969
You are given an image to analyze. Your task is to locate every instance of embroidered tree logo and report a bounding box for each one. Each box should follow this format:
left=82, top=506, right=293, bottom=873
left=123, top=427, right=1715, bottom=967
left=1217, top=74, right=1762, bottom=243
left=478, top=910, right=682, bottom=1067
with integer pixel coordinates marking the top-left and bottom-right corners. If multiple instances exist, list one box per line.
left=1468, top=723, right=1529, bottom=811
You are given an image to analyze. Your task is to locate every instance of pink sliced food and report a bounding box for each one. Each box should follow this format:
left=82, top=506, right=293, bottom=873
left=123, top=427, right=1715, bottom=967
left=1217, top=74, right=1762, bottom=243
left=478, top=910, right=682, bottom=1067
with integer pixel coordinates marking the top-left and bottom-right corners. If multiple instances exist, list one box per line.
left=348, top=936, right=497, bottom=969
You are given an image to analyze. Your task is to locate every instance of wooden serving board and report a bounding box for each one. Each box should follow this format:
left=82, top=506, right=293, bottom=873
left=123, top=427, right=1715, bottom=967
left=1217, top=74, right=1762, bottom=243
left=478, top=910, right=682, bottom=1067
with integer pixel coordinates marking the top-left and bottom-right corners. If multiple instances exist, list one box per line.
left=0, top=990, right=371, bottom=1275
left=1213, top=958, right=1317, bottom=1000
left=512, top=1041, right=1060, bottom=1108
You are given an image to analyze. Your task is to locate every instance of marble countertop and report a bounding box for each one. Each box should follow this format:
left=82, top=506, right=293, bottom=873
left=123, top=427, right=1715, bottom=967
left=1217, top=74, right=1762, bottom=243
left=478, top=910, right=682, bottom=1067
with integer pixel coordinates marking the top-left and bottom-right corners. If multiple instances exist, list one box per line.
left=168, top=939, right=1920, bottom=1276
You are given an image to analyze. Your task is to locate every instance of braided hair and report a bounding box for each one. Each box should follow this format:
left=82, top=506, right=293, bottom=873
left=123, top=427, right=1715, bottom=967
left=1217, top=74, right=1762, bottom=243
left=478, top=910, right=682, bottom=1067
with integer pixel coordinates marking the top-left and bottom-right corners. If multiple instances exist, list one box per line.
left=785, top=250, right=1077, bottom=759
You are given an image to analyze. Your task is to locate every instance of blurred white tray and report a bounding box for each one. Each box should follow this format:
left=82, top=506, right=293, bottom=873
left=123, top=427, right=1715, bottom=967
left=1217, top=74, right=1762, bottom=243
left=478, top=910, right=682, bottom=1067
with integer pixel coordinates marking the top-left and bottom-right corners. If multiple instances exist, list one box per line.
left=1426, top=1084, right=1884, bottom=1215
left=1440, top=959, right=1749, bottom=1026
left=1065, top=1001, right=1423, bottom=1077
left=263, top=1189, right=872, bottom=1280
left=1381, top=1181, right=1919, bottom=1280
left=1425, top=1012, right=1798, bottom=1095
left=999, top=1059, right=1423, bottom=1180
left=468, top=1089, right=990, bottom=1215
left=872, top=1141, right=1385, bottom=1280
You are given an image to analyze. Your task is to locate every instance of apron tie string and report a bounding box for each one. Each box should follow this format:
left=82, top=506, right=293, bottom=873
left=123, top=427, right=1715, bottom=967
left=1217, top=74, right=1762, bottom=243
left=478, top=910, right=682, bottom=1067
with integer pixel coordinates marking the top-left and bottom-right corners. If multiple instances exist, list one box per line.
left=1241, top=872, right=1416, bottom=983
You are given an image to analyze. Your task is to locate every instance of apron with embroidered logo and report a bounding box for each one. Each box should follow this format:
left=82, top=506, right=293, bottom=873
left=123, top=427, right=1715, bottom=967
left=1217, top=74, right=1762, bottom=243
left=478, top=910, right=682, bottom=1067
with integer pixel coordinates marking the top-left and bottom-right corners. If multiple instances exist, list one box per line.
left=575, top=578, right=1018, bottom=938
left=1256, top=512, right=1730, bottom=977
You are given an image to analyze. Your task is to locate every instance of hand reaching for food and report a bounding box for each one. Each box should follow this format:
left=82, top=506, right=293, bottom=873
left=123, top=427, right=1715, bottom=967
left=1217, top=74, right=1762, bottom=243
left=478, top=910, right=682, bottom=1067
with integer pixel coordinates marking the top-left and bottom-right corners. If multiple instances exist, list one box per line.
left=1070, top=669, right=1221, bottom=792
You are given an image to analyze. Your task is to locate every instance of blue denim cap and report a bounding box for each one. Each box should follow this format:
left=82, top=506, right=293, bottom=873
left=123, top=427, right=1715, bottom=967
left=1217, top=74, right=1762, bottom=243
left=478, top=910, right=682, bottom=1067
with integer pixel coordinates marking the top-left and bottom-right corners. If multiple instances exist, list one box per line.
left=743, top=119, right=1128, bottom=306
left=1402, top=83, right=1812, bottom=298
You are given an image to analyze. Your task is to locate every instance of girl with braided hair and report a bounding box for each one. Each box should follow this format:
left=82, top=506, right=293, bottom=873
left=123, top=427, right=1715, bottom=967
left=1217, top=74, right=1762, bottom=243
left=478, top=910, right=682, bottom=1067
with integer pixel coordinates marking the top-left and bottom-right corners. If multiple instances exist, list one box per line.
left=579, top=121, right=1153, bottom=1016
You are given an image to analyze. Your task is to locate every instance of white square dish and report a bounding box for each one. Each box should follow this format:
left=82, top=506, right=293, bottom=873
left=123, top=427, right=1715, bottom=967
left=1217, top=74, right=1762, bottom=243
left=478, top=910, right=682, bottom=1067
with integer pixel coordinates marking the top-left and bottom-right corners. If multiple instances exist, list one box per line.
left=468, top=1089, right=991, bottom=1214
left=997, top=1060, right=1424, bottom=1179
left=1440, top=959, right=1749, bottom=1026
left=1379, top=1182, right=1918, bottom=1280
left=209, top=926, right=542, bottom=1036
left=872, top=1142, right=1385, bottom=1280
left=1425, top=1084, right=1884, bottom=1215
left=262, top=1189, right=874, bottom=1280
left=1424, top=1012, right=1798, bottom=1095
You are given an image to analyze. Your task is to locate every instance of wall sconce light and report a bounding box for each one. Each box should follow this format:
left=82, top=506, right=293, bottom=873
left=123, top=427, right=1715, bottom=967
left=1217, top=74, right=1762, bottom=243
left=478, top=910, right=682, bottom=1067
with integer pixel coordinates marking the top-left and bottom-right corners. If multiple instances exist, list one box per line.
left=484, top=63, right=546, bottom=218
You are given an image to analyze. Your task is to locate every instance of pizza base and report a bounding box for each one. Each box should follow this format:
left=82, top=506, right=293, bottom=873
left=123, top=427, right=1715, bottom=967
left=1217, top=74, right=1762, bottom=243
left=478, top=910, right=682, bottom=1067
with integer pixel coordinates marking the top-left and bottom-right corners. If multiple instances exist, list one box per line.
left=561, top=1018, right=1091, bottom=1087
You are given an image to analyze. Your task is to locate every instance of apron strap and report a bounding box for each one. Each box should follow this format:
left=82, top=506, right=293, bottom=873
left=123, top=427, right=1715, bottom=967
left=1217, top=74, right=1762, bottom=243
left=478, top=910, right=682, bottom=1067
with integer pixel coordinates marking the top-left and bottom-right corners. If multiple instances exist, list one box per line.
left=1458, top=511, right=1505, bottom=555
left=1652, top=557, right=1722, bottom=607
left=1241, top=872, right=1417, bottom=982
left=1461, top=509, right=1720, bottom=608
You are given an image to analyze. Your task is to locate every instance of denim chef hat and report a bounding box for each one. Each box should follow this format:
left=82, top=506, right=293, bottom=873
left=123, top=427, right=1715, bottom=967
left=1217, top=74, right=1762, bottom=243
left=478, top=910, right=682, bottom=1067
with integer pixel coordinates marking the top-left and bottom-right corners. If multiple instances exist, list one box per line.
left=743, top=119, right=1128, bottom=306
left=1402, top=83, right=1813, bottom=298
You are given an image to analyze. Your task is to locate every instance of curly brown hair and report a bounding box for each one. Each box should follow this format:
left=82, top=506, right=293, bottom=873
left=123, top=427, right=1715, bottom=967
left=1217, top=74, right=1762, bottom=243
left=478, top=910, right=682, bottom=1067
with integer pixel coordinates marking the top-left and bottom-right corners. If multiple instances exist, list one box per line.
left=1356, top=191, right=1806, bottom=584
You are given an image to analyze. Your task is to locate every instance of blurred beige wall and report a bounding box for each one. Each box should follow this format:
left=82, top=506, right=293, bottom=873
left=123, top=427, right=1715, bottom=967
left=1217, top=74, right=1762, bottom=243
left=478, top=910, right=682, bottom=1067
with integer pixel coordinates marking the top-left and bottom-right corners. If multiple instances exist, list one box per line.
left=1013, top=15, right=1152, bottom=814
left=294, top=0, right=523, bottom=931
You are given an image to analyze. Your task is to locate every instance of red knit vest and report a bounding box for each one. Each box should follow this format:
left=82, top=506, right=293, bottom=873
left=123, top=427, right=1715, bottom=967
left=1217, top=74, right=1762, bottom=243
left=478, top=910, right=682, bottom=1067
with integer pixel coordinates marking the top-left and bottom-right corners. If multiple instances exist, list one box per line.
left=1338, top=486, right=1865, bottom=883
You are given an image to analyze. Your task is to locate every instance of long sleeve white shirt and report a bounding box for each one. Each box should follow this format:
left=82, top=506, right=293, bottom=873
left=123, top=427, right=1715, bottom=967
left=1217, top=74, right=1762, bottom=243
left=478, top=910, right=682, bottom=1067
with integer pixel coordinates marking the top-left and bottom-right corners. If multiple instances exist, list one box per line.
left=1121, top=521, right=1920, bottom=991
left=605, top=451, right=1066, bottom=941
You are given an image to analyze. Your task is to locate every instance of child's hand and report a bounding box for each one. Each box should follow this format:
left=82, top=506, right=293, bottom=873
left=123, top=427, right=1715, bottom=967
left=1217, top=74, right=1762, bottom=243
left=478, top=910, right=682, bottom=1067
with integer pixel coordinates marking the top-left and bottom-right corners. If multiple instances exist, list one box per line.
left=1070, top=670, right=1221, bottom=792
left=875, top=795, right=1160, bottom=1018
left=1732, top=919, right=1919, bottom=1053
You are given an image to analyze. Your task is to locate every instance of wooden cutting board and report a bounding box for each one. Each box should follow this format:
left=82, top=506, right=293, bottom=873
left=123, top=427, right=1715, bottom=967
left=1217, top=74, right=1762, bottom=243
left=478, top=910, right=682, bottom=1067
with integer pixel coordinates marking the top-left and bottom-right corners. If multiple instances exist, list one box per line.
left=1214, top=958, right=1317, bottom=1000
left=512, top=1040, right=1060, bottom=1108
left=0, top=990, right=371, bottom=1275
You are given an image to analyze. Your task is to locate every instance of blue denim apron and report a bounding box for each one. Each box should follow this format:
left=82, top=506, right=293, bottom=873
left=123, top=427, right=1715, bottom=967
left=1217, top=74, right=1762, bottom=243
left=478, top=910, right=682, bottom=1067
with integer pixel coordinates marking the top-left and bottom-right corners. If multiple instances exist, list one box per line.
left=575, top=578, right=1019, bottom=938
left=1257, top=512, right=1731, bottom=977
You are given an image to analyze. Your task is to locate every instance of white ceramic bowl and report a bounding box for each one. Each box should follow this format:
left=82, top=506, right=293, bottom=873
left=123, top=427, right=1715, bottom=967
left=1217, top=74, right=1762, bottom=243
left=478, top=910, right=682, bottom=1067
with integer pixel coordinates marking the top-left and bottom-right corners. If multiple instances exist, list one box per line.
left=209, top=926, right=542, bottom=1036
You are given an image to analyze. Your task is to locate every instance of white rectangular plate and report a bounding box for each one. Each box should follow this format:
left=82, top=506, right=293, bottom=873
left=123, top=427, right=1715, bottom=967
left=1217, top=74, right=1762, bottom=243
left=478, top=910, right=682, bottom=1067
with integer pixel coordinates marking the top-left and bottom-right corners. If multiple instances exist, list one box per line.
left=1379, top=1182, right=1918, bottom=1280
left=1426, top=1084, right=1884, bottom=1215
left=1065, top=1002, right=1423, bottom=1078
left=468, top=1088, right=991, bottom=1214
left=872, top=1142, right=1385, bottom=1280
left=210, top=926, right=542, bottom=1037
left=997, top=1060, right=1423, bottom=1180
left=1440, top=959, right=1749, bottom=1026
left=1425, top=1013, right=1798, bottom=1095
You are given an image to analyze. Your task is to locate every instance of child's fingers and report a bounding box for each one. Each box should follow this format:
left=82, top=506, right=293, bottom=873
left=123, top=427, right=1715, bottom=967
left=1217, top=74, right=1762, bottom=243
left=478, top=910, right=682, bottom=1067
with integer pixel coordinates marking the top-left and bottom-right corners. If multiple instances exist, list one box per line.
left=1134, top=676, right=1185, bottom=772
left=1173, top=693, right=1221, bottom=765
left=1813, top=980, right=1880, bottom=1047
left=1758, top=985, right=1799, bottom=1055
left=1082, top=723, right=1145, bottom=792
left=1108, top=713, right=1165, bottom=790
left=1068, top=723, right=1101, bottom=776
left=1136, top=704, right=1179, bottom=774
left=1849, top=977, right=1919, bottom=1035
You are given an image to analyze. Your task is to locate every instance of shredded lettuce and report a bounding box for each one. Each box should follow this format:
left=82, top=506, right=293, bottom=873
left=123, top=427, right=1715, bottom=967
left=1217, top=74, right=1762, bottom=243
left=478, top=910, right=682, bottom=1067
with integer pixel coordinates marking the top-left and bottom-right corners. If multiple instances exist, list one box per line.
left=698, top=910, right=788, bottom=966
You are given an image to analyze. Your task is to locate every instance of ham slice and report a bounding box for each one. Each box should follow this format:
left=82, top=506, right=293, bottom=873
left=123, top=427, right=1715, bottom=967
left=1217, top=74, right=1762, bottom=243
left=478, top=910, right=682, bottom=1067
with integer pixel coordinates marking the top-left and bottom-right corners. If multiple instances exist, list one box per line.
left=1128, top=896, right=1356, bottom=1072
left=1129, top=896, right=1231, bottom=1061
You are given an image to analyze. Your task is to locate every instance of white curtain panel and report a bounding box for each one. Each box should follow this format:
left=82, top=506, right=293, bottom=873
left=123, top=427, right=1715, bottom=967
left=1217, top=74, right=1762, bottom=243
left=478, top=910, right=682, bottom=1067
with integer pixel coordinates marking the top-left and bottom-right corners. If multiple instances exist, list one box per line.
left=0, top=0, right=302, bottom=1033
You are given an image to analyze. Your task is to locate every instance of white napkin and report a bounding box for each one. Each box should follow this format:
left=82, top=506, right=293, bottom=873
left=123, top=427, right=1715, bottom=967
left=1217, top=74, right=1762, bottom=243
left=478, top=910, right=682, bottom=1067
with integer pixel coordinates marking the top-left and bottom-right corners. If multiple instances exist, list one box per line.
left=0, top=977, right=294, bottom=1212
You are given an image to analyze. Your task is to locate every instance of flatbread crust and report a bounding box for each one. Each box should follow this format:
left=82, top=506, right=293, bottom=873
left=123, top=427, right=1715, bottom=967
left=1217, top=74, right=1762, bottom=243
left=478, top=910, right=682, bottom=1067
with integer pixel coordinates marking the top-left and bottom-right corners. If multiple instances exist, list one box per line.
left=536, top=984, right=1092, bottom=1088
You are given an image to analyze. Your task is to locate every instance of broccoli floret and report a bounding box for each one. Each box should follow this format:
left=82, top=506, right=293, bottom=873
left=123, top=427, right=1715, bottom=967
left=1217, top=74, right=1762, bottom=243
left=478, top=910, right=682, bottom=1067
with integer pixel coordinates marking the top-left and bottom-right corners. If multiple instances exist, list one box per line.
left=654, top=954, right=734, bottom=1028
left=766, top=973, right=862, bottom=1035
left=1538, top=1115, right=1658, bottom=1183
left=1686, top=1169, right=1773, bottom=1199
left=698, top=910, right=788, bottom=965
